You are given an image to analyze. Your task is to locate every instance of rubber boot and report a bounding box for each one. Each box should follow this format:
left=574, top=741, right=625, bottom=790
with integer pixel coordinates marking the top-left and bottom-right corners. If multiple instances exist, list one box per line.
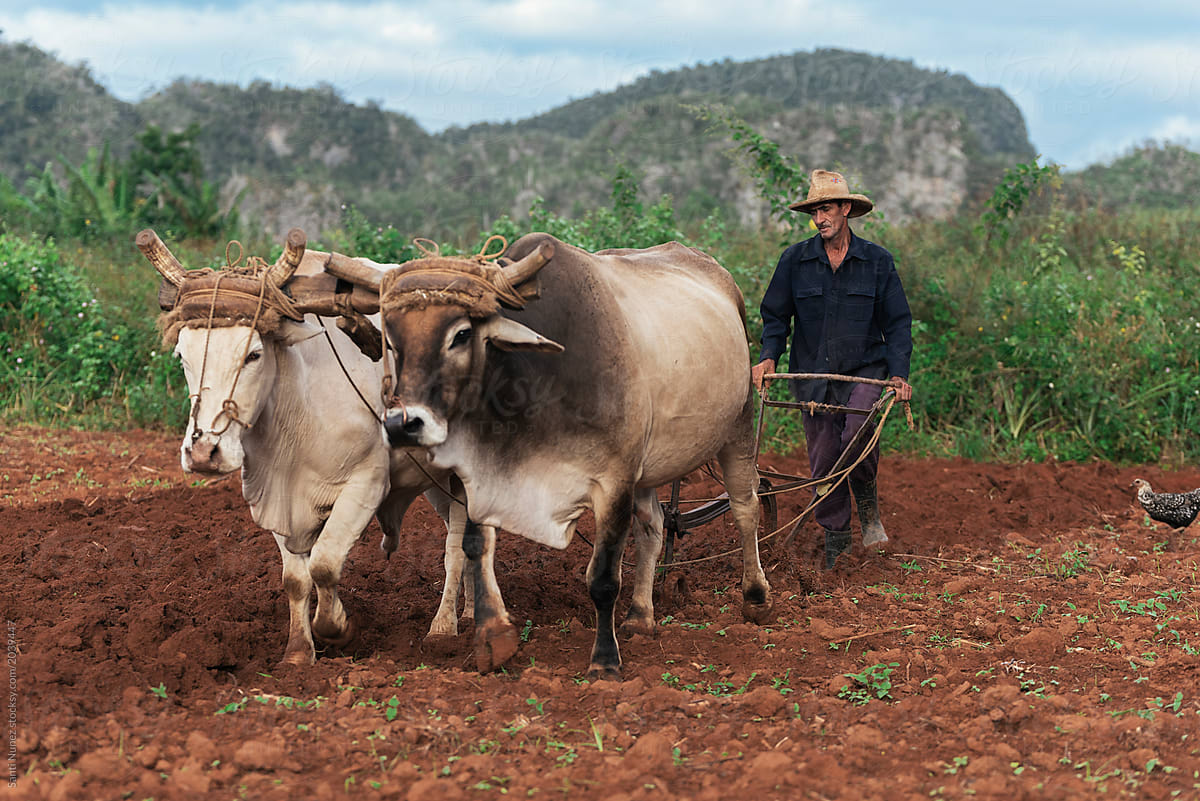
left=851, top=479, right=888, bottom=547
left=823, top=528, right=852, bottom=570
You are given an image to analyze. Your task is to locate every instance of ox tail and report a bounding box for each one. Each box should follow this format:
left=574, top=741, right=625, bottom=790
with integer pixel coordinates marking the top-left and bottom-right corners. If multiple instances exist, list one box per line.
left=735, top=291, right=752, bottom=346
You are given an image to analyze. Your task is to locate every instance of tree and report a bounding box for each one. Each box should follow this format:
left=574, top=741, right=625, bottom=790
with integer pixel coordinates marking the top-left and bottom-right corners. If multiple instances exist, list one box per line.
left=131, top=123, right=243, bottom=237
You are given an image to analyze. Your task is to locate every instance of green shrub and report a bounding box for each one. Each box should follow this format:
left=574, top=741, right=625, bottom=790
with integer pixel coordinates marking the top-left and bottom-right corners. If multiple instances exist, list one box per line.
left=482, top=163, right=684, bottom=253
left=0, top=233, right=186, bottom=427
left=877, top=204, right=1200, bottom=463
left=319, top=205, right=435, bottom=264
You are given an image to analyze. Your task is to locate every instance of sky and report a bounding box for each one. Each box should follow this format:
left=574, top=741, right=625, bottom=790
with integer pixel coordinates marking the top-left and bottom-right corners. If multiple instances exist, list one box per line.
left=1, top=0, right=1197, bottom=170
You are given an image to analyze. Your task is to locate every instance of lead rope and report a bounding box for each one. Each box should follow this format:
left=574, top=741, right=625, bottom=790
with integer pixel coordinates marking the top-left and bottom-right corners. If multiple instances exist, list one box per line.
left=654, top=390, right=898, bottom=568
left=318, top=311, right=465, bottom=507
left=361, top=237, right=514, bottom=507
left=189, top=275, right=222, bottom=439
left=191, top=264, right=269, bottom=439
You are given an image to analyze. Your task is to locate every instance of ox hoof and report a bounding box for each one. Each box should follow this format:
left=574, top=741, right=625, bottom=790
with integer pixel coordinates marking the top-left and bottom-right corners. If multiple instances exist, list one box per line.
left=617, top=617, right=656, bottom=640
left=314, top=618, right=357, bottom=649
left=425, top=618, right=459, bottom=639
left=473, top=620, right=519, bottom=673
left=278, top=649, right=315, bottom=668
left=585, top=664, right=622, bottom=683
left=862, top=529, right=889, bottom=548
left=741, top=598, right=774, bottom=626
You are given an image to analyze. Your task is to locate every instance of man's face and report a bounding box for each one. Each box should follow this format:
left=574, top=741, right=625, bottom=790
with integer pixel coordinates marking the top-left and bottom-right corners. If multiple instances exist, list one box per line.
left=811, top=201, right=851, bottom=241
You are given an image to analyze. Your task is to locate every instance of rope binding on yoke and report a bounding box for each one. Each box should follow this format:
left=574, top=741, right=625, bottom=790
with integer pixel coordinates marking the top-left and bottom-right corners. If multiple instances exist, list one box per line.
left=379, top=235, right=531, bottom=317
left=142, top=229, right=308, bottom=348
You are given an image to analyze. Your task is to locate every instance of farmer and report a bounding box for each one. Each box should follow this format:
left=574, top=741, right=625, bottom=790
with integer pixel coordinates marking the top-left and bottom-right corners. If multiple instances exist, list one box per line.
left=750, top=169, right=913, bottom=569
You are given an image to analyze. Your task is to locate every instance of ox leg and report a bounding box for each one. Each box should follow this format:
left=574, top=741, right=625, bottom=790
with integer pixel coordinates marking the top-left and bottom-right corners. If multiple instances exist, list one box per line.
left=718, top=401, right=773, bottom=625
left=273, top=533, right=316, bottom=666
left=463, top=518, right=518, bottom=672
left=462, top=556, right=477, bottom=625
left=619, top=487, right=664, bottom=638
left=425, top=487, right=467, bottom=638
left=586, top=487, right=635, bottom=681
left=309, top=492, right=383, bottom=648
left=376, top=488, right=417, bottom=560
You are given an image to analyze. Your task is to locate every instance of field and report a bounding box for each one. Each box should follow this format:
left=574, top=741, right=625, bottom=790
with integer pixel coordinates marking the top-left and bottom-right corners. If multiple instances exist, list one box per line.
left=4, top=425, right=1200, bottom=800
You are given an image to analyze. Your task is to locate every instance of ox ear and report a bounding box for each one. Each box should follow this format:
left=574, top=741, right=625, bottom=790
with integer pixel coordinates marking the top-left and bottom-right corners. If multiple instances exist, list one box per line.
left=478, top=316, right=564, bottom=353
left=276, top=318, right=326, bottom=347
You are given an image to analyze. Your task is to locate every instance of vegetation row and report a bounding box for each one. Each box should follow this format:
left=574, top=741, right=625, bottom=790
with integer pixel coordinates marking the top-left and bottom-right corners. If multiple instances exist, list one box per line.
left=2, top=115, right=1198, bottom=465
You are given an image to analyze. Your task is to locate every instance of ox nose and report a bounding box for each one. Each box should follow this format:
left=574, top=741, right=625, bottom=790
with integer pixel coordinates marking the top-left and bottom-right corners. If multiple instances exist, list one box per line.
left=184, top=436, right=223, bottom=473
left=189, top=438, right=219, bottom=464
left=384, top=412, right=424, bottom=447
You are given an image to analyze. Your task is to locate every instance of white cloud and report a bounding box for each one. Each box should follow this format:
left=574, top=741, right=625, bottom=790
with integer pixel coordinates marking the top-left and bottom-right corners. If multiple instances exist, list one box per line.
left=1, top=0, right=1198, bottom=167
left=1151, top=114, right=1200, bottom=145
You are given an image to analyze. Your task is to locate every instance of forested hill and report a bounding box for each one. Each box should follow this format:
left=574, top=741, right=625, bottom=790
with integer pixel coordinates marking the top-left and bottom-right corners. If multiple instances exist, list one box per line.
left=500, top=49, right=1030, bottom=157
left=2, top=40, right=1038, bottom=237
left=1062, top=142, right=1200, bottom=211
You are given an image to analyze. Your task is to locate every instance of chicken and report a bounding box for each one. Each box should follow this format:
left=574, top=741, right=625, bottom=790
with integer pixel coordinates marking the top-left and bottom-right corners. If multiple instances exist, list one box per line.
left=1132, top=478, right=1200, bottom=549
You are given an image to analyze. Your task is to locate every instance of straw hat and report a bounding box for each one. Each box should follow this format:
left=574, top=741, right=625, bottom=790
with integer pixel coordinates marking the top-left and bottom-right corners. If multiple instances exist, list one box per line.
left=788, top=169, right=873, bottom=217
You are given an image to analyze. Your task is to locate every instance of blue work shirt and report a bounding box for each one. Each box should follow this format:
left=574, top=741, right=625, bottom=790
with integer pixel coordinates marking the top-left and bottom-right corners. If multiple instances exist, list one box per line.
left=758, top=230, right=912, bottom=406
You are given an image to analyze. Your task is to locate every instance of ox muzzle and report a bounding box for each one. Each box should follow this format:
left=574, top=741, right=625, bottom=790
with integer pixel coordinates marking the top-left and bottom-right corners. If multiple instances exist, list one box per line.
left=181, top=427, right=243, bottom=475
left=383, top=406, right=447, bottom=449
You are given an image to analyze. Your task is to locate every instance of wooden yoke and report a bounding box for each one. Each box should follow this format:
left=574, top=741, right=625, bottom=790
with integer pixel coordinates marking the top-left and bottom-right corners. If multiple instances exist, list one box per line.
left=284, top=263, right=385, bottom=361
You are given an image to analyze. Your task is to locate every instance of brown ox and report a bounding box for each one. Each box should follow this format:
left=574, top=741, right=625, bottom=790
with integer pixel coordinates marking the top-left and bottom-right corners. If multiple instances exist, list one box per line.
left=327, top=233, right=772, bottom=680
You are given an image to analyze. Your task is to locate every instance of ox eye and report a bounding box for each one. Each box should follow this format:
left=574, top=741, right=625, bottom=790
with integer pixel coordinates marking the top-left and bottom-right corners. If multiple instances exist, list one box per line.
left=449, top=328, right=473, bottom=349
left=245, top=350, right=262, bottom=364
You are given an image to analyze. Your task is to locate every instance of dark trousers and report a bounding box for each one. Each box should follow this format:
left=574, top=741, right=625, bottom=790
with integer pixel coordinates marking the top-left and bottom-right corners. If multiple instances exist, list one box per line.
left=802, top=382, right=883, bottom=530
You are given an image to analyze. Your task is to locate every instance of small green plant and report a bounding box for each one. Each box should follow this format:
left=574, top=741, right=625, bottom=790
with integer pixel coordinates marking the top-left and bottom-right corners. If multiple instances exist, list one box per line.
left=838, top=662, right=899, bottom=705
left=384, top=696, right=401, bottom=722
left=472, top=776, right=512, bottom=791
left=1153, top=692, right=1184, bottom=714
left=771, top=670, right=795, bottom=695
left=587, top=718, right=604, bottom=753
left=943, top=755, right=970, bottom=775
left=546, top=740, right=578, bottom=766
left=149, top=683, right=168, bottom=700
left=1056, top=544, right=1092, bottom=578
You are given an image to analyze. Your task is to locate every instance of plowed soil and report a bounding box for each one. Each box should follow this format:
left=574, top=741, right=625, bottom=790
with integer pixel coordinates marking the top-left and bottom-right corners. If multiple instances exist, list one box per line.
left=3, top=425, right=1200, bottom=800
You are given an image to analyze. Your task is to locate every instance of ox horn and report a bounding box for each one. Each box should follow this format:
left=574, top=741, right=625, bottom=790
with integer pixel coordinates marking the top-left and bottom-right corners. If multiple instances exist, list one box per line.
left=324, top=252, right=383, bottom=294
left=135, top=229, right=187, bottom=286
left=268, top=227, right=307, bottom=286
left=500, top=240, right=555, bottom=288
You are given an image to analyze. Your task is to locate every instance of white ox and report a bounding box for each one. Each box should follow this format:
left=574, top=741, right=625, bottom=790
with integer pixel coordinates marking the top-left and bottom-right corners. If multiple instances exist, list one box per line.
left=136, top=229, right=514, bottom=667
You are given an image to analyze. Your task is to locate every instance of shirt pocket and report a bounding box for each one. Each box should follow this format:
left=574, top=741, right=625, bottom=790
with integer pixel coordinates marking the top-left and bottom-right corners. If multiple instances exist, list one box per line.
left=845, top=287, right=875, bottom=320
left=794, top=286, right=824, bottom=320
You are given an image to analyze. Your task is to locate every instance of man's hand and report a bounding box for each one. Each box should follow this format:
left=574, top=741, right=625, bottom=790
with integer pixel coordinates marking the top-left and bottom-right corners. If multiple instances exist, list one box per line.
left=751, top=359, right=776, bottom=394
left=886, top=376, right=913, bottom=402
